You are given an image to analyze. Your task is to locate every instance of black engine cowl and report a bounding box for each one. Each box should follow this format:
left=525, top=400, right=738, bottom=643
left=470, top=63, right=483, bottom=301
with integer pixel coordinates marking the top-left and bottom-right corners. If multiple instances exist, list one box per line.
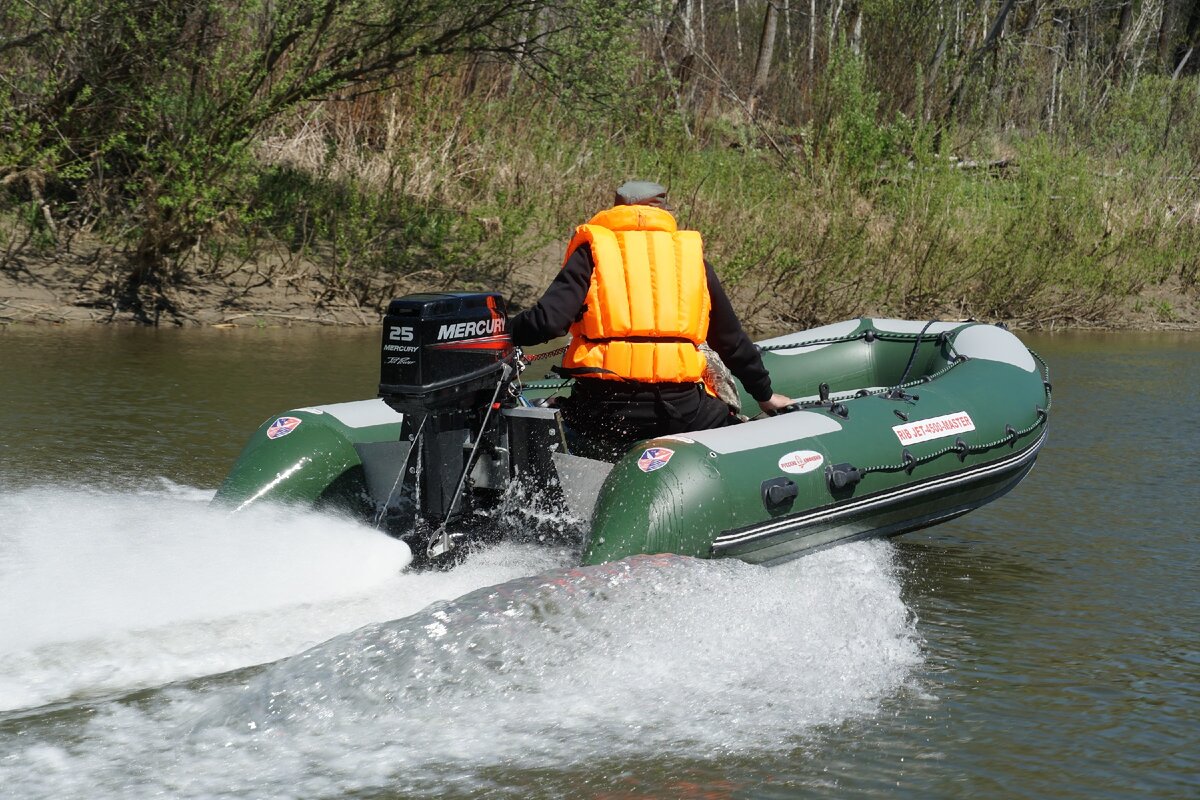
left=379, top=292, right=514, bottom=415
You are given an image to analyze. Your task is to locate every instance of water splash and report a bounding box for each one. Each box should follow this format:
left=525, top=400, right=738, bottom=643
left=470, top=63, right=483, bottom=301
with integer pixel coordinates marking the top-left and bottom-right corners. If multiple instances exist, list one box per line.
left=0, top=486, right=564, bottom=712
left=0, top=539, right=921, bottom=799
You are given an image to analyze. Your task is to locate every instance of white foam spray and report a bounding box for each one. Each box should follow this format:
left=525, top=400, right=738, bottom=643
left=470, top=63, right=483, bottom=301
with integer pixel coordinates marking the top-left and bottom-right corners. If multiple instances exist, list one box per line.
left=0, top=517, right=921, bottom=800
left=0, top=486, right=564, bottom=712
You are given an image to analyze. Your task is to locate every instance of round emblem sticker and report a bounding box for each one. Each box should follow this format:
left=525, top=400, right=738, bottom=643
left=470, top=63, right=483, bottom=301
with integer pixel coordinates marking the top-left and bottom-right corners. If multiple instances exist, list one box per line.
left=267, top=416, right=303, bottom=440
left=778, top=449, right=824, bottom=474
left=637, top=447, right=675, bottom=473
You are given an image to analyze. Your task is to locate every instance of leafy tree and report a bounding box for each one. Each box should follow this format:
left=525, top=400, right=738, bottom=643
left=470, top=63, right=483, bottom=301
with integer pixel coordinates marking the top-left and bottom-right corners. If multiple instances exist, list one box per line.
left=0, top=0, right=610, bottom=313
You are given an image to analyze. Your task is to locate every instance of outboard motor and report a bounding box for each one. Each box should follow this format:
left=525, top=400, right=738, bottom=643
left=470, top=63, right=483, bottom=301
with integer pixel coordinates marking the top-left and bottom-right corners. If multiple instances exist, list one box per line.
left=379, top=292, right=514, bottom=415
left=378, top=292, right=518, bottom=557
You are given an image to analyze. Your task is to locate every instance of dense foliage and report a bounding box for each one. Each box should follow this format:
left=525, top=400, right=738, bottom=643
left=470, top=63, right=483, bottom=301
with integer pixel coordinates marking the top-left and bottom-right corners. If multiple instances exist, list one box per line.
left=2, top=0, right=1198, bottom=326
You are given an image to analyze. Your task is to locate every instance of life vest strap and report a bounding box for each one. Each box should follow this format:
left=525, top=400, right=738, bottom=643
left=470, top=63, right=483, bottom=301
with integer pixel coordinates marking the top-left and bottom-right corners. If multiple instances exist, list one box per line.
left=551, top=364, right=620, bottom=379
left=579, top=335, right=697, bottom=345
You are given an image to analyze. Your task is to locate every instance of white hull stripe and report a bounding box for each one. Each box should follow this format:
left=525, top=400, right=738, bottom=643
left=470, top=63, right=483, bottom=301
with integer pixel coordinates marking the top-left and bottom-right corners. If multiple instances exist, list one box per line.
left=713, top=429, right=1046, bottom=549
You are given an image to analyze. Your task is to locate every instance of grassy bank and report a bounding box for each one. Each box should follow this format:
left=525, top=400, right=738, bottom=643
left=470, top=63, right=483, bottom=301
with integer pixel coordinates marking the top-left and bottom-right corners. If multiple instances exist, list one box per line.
left=2, top=3, right=1198, bottom=331
left=8, top=90, right=1197, bottom=331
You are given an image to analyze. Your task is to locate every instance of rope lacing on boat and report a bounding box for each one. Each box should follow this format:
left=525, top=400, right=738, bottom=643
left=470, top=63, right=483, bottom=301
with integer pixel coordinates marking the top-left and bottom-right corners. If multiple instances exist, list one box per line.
left=757, top=327, right=943, bottom=353
left=852, top=347, right=1053, bottom=478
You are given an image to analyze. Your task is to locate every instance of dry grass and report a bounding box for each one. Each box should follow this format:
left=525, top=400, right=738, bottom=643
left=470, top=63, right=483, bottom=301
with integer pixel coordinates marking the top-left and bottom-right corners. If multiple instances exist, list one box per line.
left=5, top=81, right=1198, bottom=331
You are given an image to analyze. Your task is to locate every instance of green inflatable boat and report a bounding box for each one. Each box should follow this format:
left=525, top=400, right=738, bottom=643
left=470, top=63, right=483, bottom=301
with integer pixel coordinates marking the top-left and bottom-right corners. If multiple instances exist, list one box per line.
left=215, top=292, right=1051, bottom=567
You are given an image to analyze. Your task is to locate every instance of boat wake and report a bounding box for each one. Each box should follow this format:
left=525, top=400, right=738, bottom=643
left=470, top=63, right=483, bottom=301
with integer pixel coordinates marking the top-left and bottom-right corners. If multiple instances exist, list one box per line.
left=0, top=485, right=922, bottom=799
left=0, top=485, right=565, bottom=712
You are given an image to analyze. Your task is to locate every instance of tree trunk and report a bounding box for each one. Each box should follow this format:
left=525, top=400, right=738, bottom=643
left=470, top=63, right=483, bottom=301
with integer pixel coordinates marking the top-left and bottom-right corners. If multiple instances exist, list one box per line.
left=980, top=0, right=1018, bottom=54
left=1049, top=13, right=1065, bottom=132
left=1111, top=1, right=1135, bottom=82
left=661, top=1, right=701, bottom=112
left=945, top=0, right=1018, bottom=120
left=936, top=0, right=986, bottom=118
left=749, top=1, right=780, bottom=117
left=1006, top=0, right=1040, bottom=112
left=680, top=0, right=698, bottom=107
left=925, top=5, right=954, bottom=120
left=809, top=0, right=816, bottom=74
left=1158, top=0, right=1178, bottom=72
left=783, top=0, right=792, bottom=63
left=829, top=0, right=844, bottom=55
left=848, top=1, right=863, bottom=56
left=682, top=0, right=696, bottom=54
left=734, top=0, right=743, bottom=57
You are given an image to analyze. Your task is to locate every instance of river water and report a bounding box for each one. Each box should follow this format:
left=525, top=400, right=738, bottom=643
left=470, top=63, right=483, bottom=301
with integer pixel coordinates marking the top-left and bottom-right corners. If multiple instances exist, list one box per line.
left=0, top=326, right=1196, bottom=799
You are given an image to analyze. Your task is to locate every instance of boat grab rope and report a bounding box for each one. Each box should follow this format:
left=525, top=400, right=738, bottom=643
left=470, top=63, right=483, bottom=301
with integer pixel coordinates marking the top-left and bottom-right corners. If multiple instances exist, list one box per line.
left=524, top=345, right=569, bottom=362
left=757, top=328, right=928, bottom=353
left=833, top=348, right=1053, bottom=486
left=758, top=325, right=970, bottom=410
left=788, top=350, right=968, bottom=413
left=512, top=344, right=571, bottom=394
left=893, top=320, right=939, bottom=390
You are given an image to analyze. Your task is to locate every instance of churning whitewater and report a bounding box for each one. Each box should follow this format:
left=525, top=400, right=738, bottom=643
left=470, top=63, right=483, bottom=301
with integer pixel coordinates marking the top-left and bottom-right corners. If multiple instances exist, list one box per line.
left=0, top=485, right=922, bottom=799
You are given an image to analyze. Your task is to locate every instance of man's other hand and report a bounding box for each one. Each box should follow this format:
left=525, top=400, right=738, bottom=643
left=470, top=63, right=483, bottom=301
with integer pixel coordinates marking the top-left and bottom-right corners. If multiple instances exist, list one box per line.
left=757, top=393, right=794, bottom=416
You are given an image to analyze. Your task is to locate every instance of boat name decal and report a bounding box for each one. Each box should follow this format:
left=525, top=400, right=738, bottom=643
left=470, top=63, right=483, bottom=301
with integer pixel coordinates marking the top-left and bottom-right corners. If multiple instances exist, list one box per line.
left=637, top=447, right=675, bottom=473
left=778, top=449, right=824, bottom=474
left=893, top=411, right=975, bottom=445
left=267, top=416, right=303, bottom=440
left=437, top=318, right=505, bottom=341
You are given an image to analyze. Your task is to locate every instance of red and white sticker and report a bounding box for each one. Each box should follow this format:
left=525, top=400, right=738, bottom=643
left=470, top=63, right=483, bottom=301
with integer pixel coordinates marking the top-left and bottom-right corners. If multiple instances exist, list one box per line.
left=778, top=449, right=824, bottom=474
left=892, top=411, right=975, bottom=445
left=267, top=416, right=302, bottom=440
left=637, top=447, right=675, bottom=473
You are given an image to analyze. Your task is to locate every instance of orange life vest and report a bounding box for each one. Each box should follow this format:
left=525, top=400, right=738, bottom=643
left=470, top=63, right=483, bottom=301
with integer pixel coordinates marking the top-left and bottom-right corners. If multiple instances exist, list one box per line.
left=561, top=205, right=711, bottom=384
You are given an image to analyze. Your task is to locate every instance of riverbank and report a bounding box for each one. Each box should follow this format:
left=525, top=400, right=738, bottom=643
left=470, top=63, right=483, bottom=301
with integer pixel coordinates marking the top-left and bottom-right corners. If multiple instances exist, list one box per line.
left=5, top=115, right=1197, bottom=336
left=6, top=84, right=1200, bottom=336
left=5, top=100, right=1200, bottom=336
left=3, top=239, right=1197, bottom=333
left=0, top=246, right=377, bottom=329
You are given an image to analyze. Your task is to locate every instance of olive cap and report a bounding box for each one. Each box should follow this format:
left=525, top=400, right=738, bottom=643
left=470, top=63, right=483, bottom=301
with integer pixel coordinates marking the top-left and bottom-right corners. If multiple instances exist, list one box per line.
left=614, top=180, right=671, bottom=209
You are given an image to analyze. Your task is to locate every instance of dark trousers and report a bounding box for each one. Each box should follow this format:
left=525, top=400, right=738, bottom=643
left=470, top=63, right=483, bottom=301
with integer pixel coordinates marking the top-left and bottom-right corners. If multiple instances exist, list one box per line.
left=561, top=379, right=736, bottom=461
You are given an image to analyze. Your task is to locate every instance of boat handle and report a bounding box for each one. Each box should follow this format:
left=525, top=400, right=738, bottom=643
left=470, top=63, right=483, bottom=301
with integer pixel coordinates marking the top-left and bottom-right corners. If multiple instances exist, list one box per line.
left=826, top=463, right=864, bottom=492
left=761, top=477, right=799, bottom=512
